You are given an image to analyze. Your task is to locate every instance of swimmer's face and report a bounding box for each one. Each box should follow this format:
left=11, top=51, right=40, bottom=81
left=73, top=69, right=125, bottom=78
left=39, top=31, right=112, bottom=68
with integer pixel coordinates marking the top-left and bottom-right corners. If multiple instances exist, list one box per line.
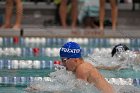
left=61, top=58, right=70, bottom=66
left=61, top=58, right=77, bottom=71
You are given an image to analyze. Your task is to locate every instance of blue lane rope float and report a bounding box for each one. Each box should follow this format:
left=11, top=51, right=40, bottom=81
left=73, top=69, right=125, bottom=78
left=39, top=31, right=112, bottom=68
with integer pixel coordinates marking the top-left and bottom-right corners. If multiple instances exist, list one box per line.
left=0, top=77, right=139, bottom=86
left=0, top=37, right=137, bottom=47
left=0, top=60, right=54, bottom=69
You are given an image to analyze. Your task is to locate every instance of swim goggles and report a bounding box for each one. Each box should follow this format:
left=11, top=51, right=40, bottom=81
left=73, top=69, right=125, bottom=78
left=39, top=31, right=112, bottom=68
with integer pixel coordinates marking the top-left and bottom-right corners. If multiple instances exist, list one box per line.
left=61, top=58, right=70, bottom=63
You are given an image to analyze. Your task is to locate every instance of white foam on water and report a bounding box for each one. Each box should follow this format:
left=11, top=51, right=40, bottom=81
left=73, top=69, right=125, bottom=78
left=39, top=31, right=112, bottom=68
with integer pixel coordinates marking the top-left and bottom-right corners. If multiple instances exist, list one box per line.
left=26, top=69, right=140, bottom=93
left=26, top=68, right=100, bottom=93
left=113, top=85, right=140, bottom=93
left=86, top=50, right=140, bottom=71
left=25, top=50, right=140, bottom=93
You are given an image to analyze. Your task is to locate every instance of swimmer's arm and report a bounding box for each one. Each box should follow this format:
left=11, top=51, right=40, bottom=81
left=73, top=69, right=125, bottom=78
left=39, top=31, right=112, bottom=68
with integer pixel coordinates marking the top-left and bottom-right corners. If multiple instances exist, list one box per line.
left=89, top=67, right=115, bottom=93
left=76, top=64, right=115, bottom=93
left=96, top=65, right=121, bottom=70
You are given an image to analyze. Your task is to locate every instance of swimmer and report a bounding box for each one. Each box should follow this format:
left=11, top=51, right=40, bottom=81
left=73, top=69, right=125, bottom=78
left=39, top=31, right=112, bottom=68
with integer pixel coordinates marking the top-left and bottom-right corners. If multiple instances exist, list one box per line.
left=1, top=0, right=23, bottom=30
left=111, top=44, right=129, bottom=57
left=94, top=44, right=132, bottom=70
left=60, top=42, right=115, bottom=93
left=94, top=44, right=129, bottom=70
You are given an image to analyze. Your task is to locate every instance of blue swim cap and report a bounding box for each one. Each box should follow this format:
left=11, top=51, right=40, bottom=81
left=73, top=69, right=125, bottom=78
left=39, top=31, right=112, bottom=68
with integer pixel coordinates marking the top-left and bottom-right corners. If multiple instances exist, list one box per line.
left=60, top=42, right=81, bottom=58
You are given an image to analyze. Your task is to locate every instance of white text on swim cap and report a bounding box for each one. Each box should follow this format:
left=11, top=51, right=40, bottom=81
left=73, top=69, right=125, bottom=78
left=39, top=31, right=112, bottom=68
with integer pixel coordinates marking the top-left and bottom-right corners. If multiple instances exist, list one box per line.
left=116, top=46, right=125, bottom=53
left=61, top=48, right=81, bottom=53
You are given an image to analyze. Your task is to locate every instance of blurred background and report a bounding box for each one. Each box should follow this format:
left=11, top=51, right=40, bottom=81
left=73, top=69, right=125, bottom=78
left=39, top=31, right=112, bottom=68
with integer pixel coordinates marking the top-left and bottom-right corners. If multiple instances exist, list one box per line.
left=0, top=1, right=140, bottom=92
left=0, top=0, right=139, bottom=28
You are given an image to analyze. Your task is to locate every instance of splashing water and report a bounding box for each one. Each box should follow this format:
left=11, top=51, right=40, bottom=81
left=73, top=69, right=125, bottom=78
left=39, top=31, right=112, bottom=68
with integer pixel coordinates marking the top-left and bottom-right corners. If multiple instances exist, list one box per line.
left=26, top=67, right=100, bottom=93
left=25, top=50, right=140, bottom=93
left=85, top=50, right=140, bottom=71
left=25, top=68, right=140, bottom=93
left=114, top=85, right=140, bottom=93
left=85, top=50, right=140, bottom=92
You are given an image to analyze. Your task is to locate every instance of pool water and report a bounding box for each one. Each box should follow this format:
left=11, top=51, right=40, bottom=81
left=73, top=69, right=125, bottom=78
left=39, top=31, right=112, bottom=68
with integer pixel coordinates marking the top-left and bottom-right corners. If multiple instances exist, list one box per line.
left=0, top=37, right=140, bottom=93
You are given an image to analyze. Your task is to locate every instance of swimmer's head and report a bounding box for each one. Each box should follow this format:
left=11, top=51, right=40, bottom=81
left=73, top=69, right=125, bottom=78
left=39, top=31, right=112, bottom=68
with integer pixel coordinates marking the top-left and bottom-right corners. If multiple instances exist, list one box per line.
left=60, top=42, right=81, bottom=58
left=111, top=44, right=129, bottom=57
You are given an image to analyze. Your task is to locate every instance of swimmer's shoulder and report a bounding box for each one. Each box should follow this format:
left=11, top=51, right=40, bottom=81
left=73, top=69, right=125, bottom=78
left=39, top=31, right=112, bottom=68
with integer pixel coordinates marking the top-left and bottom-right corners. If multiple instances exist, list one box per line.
left=77, top=62, right=95, bottom=71
left=76, top=62, right=93, bottom=80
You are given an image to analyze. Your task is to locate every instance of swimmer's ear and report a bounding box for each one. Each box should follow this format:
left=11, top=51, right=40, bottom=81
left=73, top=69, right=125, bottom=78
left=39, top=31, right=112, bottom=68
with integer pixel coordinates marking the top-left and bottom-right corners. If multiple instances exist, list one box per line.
left=72, top=58, right=77, bottom=62
left=75, top=58, right=82, bottom=63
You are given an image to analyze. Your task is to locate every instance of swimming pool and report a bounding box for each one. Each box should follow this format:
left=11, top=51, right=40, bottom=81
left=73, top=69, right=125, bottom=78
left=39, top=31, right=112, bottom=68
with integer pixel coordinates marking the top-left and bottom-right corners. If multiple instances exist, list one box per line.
left=0, top=37, right=140, bottom=93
